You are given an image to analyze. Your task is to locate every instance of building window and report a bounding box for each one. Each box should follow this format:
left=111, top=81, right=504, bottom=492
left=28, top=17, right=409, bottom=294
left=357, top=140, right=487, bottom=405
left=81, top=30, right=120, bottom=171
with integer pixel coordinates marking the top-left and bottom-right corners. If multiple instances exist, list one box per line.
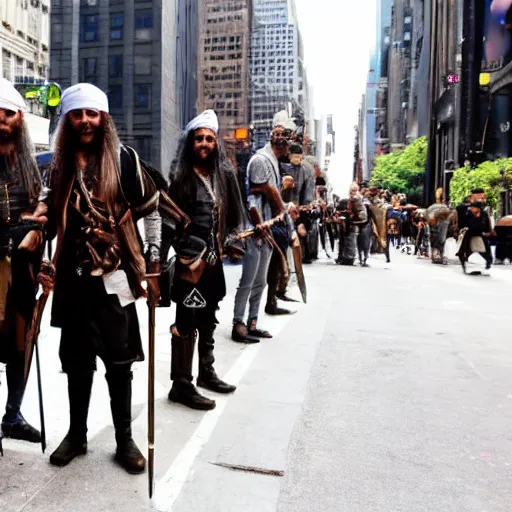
left=109, top=55, right=123, bottom=77
left=134, top=85, right=151, bottom=108
left=110, top=14, right=124, bottom=40
left=51, top=22, right=62, bottom=44
left=82, top=14, right=99, bottom=42
left=135, top=12, right=153, bottom=40
left=2, top=50, right=11, bottom=81
left=108, top=86, right=123, bottom=109
left=82, top=57, right=97, bottom=81
left=133, top=137, right=151, bottom=162
left=134, top=55, right=151, bottom=75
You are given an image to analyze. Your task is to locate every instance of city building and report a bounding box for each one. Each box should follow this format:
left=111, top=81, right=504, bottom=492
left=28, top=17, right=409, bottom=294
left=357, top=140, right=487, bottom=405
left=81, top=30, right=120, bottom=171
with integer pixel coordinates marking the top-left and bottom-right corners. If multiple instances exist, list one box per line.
left=354, top=101, right=364, bottom=183
left=406, top=0, right=429, bottom=140
left=0, top=1, right=50, bottom=83
left=197, top=0, right=252, bottom=142
left=387, top=0, right=412, bottom=149
left=250, top=0, right=300, bottom=149
left=50, top=0, right=181, bottom=173
left=0, top=0, right=51, bottom=148
left=176, top=0, right=199, bottom=130
left=363, top=0, right=393, bottom=179
left=423, top=0, right=462, bottom=202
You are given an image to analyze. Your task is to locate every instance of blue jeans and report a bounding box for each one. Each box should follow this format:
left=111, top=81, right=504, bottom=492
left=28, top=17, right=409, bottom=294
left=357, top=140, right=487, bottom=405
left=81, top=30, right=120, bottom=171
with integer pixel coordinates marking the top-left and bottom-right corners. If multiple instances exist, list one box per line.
left=233, top=237, right=273, bottom=323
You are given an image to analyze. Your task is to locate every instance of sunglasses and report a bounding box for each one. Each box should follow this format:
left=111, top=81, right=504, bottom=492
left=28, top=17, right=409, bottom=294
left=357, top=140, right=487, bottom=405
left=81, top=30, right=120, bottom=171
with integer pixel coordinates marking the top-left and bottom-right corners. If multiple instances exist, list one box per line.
left=194, top=134, right=216, bottom=143
left=0, top=109, right=16, bottom=118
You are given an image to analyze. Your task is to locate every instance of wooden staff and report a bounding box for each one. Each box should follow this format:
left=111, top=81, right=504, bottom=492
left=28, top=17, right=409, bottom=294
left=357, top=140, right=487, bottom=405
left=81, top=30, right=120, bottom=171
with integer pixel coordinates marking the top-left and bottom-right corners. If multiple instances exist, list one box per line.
left=146, top=277, right=158, bottom=499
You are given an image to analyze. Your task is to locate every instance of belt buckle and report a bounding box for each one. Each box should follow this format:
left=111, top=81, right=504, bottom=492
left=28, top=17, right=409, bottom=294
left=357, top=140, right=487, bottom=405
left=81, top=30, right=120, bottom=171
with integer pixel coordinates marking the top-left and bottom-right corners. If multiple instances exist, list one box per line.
left=206, top=251, right=217, bottom=266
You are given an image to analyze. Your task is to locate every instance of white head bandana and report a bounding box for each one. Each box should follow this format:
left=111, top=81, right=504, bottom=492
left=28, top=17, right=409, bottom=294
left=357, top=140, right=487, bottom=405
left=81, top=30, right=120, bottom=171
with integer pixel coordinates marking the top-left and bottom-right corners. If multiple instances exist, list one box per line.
left=185, top=109, right=219, bottom=134
left=0, top=79, right=27, bottom=113
left=285, top=119, right=297, bottom=132
left=61, top=83, right=109, bottom=116
left=273, top=110, right=289, bottom=129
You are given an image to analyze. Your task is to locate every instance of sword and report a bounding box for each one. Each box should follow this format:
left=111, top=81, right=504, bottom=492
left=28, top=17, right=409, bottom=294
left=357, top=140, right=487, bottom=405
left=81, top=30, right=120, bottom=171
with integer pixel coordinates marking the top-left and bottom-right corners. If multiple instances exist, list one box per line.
left=291, top=237, right=307, bottom=304
left=24, top=260, right=55, bottom=454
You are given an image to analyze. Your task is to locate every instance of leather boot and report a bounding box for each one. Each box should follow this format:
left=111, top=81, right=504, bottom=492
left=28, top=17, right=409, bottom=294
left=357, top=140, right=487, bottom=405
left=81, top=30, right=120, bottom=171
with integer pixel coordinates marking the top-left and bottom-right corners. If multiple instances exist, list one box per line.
left=231, top=321, right=259, bottom=344
left=168, top=328, right=216, bottom=410
left=106, top=366, right=145, bottom=474
left=50, top=372, right=93, bottom=467
left=197, top=326, right=236, bottom=394
left=2, top=355, right=41, bottom=443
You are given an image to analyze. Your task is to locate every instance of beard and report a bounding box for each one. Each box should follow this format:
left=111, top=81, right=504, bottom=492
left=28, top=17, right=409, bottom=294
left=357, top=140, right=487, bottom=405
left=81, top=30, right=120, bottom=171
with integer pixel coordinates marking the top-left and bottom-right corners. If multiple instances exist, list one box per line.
left=0, top=123, right=20, bottom=145
left=72, top=125, right=102, bottom=150
left=192, top=148, right=216, bottom=168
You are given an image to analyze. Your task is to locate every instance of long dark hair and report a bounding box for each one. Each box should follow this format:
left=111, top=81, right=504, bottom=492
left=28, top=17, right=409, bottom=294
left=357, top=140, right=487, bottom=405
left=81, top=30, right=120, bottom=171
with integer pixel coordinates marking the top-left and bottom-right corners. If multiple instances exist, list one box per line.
left=50, top=112, right=122, bottom=216
left=9, top=119, right=42, bottom=203
left=169, top=130, right=247, bottom=239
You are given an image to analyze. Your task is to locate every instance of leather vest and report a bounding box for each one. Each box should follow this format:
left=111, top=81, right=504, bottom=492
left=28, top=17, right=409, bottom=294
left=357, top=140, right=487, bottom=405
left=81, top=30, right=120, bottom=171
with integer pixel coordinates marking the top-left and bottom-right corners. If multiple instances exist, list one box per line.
left=70, top=170, right=122, bottom=277
left=0, top=156, right=32, bottom=255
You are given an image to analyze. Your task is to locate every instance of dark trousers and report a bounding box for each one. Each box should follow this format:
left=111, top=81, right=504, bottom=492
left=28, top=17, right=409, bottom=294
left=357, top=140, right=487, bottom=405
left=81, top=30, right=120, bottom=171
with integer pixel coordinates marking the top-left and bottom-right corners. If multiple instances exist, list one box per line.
left=172, top=300, right=220, bottom=383
left=59, top=313, right=139, bottom=443
left=1, top=351, right=25, bottom=425
left=459, top=233, right=492, bottom=266
left=357, top=223, right=372, bottom=263
left=266, top=248, right=288, bottom=307
left=175, top=300, right=218, bottom=338
left=267, top=224, right=290, bottom=307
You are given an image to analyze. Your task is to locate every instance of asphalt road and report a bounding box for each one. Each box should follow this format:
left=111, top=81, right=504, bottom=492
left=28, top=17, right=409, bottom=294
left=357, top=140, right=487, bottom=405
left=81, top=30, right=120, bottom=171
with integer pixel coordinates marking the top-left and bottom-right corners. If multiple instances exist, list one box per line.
left=2, top=248, right=512, bottom=512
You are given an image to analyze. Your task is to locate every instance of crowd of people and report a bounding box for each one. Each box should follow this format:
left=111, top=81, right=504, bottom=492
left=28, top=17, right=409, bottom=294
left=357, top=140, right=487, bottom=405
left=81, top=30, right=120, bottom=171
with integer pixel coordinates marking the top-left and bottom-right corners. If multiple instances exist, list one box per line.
left=0, top=75, right=502, bottom=484
left=323, top=183, right=497, bottom=275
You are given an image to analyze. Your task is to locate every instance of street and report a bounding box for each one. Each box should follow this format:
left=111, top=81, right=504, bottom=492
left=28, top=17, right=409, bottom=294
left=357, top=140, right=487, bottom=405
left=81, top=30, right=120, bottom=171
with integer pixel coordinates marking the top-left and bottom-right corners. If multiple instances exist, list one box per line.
left=2, top=249, right=512, bottom=512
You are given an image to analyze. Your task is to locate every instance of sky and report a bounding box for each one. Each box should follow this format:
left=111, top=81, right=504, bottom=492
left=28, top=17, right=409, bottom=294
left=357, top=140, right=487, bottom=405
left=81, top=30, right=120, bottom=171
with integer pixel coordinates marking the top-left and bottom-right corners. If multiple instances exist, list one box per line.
left=294, top=0, right=376, bottom=191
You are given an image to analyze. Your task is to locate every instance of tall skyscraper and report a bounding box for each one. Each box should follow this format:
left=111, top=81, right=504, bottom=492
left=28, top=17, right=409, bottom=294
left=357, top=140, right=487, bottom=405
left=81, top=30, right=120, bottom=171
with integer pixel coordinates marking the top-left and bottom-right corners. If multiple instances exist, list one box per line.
left=250, top=0, right=300, bottom=149
left=197, top=0, right=252, bottom=138
left=50, top=0, right=180, bottom=172
left=176, top=0, right=199, bottom=130
left=363, top=0, right=394, bottom=180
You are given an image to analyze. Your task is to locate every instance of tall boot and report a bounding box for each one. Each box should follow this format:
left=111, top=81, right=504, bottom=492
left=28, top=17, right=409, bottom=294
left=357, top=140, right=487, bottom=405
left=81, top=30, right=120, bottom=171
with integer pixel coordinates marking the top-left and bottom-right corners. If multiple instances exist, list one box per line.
left=197, top=326, right=236, bottom=394
left=50, top=371, right=93, bottom=466
left=105, top=366, right=145, bottom=474
left=1, top=354, right=41, bottom=443
left=168, top=328, right=216, bottom=410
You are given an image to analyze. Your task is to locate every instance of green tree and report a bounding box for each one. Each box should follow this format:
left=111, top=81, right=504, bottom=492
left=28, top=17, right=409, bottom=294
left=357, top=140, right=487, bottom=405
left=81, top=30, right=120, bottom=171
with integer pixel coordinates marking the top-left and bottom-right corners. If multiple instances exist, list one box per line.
left=450, top=158, right=512, bottom=210
left=370, top=137, right=427, bottom=203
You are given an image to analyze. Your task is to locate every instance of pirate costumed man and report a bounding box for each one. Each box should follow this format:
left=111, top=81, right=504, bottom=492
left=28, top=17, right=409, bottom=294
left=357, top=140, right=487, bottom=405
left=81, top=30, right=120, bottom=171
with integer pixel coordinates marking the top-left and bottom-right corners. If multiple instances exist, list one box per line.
left=232, top=119, right=289, bottom=344
left=41, top=83, right=161, bottom=473
left=336, top=182, right=367, bottom=266
left=456, top=188, right=493, bottom=273
left=302, top=155, right=321, bottom=261
left=265, top=114, right=300, bottom=309
left=280, top=144, right=316, bottom=265
left=357, top=188, right=373, bottom=267
left=167, top=110, right=246, bottom=410
left=0, top=79, right=48, bottom=451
